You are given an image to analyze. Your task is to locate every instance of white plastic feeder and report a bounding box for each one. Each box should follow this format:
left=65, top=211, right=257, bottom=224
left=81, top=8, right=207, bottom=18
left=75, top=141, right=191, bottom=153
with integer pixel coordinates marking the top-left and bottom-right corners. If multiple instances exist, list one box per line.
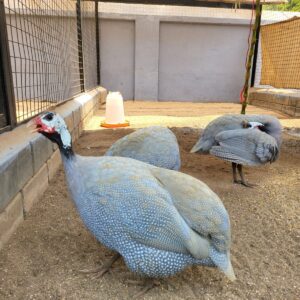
left=101, top=91, right=129, bottom=128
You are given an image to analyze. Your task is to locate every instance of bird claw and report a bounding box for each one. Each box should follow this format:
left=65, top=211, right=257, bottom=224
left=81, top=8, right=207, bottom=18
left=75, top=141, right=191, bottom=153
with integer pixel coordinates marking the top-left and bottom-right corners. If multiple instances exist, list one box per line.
left=78, top=263, right=110, bottom=278
left=234, top=180, right=256, bottom=188
left=130, top=279, right=160, bottom=299
left=78, top=253, right=120, bottom=278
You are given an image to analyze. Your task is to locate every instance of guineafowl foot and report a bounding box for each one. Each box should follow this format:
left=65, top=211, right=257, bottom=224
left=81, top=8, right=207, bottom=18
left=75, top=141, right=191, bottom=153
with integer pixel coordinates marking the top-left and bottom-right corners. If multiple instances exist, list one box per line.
left=233, top=179, right=241, bottom=184
left=233, top=179, right=256, bottom=188
left=240, top=180, right=257, bottom=188
left=129, top=278, right=160, bottom=299
left=79, top=252, right=120, bottom=278
left=234, top=164, right=257, bottom=188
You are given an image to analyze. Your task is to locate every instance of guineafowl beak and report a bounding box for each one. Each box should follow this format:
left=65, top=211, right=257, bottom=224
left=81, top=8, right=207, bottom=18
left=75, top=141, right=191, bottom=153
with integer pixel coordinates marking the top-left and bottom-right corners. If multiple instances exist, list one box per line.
left=210, top=248, right=236, bottom=281
left=190, top=140, right=201, bottom=153
left=27, top=116, right=43, bottom=133
left=248, top=121, right=264, bottom=129
left=27, top=115, right=56, bottom=133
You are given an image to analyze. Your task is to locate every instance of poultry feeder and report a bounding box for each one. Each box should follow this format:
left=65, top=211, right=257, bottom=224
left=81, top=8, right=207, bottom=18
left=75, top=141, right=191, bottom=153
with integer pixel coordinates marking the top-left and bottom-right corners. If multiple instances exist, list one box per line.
left=101, top=91, right=130, bottom=128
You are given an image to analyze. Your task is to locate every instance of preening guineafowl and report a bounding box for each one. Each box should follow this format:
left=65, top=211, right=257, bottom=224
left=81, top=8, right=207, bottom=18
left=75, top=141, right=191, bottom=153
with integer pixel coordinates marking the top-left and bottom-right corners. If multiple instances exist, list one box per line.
left=29, top=112, right=235, bottom=293
left=105, top=126, right=181, bottom=170
left=191, top=114, right=282, bottom=187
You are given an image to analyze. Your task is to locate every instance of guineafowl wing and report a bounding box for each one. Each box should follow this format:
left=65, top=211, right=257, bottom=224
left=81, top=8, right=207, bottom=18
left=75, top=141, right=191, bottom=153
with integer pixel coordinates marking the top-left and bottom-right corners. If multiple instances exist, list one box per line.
left=151, top=168, right=231, bottom=253
left=195, top=115, right=250, bottom=153
left=83, top=159, right=198, bottom=255
left=210, top=129, right=279, bottom=165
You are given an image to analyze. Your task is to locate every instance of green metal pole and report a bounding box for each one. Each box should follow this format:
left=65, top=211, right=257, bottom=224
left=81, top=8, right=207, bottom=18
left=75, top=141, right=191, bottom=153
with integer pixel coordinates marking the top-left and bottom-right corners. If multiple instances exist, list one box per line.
left=241, top=0, right=261, bottom=115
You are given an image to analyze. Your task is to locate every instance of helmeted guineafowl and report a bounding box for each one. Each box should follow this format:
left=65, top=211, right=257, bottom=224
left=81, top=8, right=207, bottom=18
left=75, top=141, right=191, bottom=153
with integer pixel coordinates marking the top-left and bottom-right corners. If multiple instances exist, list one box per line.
left=191, top=114, right=282, bottom=187
left=29, top=111, right=236, bottom=294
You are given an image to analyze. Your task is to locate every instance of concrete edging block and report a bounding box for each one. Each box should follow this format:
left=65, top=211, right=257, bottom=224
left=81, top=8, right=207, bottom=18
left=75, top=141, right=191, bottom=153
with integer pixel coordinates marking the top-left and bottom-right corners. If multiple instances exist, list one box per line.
left=248, top=89, right=300, bottom=117
left=72, top=107, right=82, bottom=128
left=0, top=193, right=24, bottom=249
left=16, top=144, right=34, bottom=190
left=22, top=164, right=48, bottom=215
left=98, top=87, right=107, bottom=105
left=47, top=149, right=62, bottom=181
left=0, top=155, right=18, bottom=211
left=30, top=135, right=53, bottom=173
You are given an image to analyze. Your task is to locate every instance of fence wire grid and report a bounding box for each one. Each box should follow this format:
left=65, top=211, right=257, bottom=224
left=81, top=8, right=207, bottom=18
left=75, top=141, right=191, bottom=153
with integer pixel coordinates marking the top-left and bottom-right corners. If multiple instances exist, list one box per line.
left=1, top=0, right=299, bottom=130
left=254, top=6, right=300, bottom=89
left=3, top=0, right=98, bottom=123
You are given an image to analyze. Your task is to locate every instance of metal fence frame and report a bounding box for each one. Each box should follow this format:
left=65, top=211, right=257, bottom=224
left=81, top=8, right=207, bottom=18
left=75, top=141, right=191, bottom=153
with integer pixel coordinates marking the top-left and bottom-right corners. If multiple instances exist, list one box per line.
left=0, top=0, right=17, bottom=132
left=0, top=0, right=101, bottom=132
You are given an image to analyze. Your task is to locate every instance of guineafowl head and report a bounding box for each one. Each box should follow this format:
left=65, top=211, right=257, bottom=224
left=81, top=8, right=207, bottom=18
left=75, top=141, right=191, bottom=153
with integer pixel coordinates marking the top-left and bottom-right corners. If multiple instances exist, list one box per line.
left=262, top=121, right=282, bottom=146
left=29, top=112, right=73, bottom=157
left=252, top=115, right=282, bottom=145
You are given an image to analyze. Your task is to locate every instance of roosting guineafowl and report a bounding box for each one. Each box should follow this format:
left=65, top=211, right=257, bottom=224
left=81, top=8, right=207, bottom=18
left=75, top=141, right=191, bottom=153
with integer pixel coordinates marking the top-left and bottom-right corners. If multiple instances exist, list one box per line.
left=29, top=111, right=235, bottom=296
left=191, top=114, right=282, bottom=187
left=104, top=126, right=181, bottom=170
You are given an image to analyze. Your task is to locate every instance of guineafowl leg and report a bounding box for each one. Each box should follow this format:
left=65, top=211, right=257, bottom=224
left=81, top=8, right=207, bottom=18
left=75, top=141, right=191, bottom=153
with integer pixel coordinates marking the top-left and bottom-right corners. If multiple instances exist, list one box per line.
left=232, top=162, right=239, bottom=183
left=79, top=252, right=120, bottom=278
left=127, top=278, right=160, bottom=299
left=237, top=164, right=256, bottom=188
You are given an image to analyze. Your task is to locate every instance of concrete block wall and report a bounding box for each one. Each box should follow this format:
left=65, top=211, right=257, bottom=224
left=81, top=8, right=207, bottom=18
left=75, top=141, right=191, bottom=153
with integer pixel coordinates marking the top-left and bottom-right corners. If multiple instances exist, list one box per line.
left=99, top=7, right=251, bottom=102
left=249, top=88, right=300, bottom=117
left=0, top=87, right=107, bottom=249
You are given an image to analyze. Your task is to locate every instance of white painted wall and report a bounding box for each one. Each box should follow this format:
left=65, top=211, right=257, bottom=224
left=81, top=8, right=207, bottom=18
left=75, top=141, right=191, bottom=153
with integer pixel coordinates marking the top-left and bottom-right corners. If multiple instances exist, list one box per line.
left=158, top=22, right=248, bottom=102
left=100, top=19, right=135, bottom=100
left=98, top=5, right=252, bottom=102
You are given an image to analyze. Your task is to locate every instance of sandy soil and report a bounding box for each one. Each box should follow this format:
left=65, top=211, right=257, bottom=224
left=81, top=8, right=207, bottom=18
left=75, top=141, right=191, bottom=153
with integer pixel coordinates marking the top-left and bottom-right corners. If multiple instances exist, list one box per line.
left=0, top=103, right=300, bottom=300
left=86, top=102, right=300, bottom=131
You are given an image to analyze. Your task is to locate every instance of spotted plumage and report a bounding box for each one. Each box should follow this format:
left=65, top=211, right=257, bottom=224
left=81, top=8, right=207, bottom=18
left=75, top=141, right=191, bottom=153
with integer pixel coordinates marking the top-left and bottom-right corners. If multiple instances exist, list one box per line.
left=30, top=112, right=236, bottom=281
left=105, top=126, right=181, bottom=170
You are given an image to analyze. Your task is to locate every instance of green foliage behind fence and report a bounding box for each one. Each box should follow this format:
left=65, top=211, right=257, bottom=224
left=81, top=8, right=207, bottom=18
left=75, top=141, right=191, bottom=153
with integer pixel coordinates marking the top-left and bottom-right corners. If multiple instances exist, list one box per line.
left=265, top=0, right=300, bottom=11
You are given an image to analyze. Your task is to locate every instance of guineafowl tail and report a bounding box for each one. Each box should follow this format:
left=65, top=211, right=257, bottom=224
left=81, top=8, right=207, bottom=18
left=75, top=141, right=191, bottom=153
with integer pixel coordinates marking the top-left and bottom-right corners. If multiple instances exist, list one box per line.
left=190, top=138, right=211, bottom=154
left=208, top=248, right=236, bottom=281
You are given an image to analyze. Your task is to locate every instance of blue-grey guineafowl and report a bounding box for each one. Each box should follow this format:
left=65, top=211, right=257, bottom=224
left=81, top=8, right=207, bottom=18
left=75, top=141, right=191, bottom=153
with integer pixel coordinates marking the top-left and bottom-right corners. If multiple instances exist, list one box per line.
left=30, top=112, right=236, bottom=293
left=191, top=114, right=282, bottom=187
left=105, top=126, right=180, bottom=170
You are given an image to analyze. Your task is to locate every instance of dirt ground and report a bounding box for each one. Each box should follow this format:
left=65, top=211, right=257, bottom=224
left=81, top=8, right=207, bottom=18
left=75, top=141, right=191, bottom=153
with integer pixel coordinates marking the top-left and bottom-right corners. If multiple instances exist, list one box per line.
left=0, top=103, right=300, bottom=300
left=86, top=102, right=300, bottom=130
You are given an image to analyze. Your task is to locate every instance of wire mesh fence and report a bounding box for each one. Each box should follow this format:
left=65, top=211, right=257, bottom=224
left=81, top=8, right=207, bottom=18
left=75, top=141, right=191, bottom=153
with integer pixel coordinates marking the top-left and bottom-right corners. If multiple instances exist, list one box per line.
left=254, top=4, right=300, bottom=89
left=1, top=0, right=299, bottom=129
left=81, top=1, right=98, bottom=91
left=2, top=0, right=98, bottom=124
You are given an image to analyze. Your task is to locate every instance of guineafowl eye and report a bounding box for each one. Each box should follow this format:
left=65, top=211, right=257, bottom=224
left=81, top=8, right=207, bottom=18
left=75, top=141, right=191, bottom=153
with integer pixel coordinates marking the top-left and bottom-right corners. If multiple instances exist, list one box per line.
left=44, top=112, right=54, bottom=121
left=258, top=124, right=267, bottom=133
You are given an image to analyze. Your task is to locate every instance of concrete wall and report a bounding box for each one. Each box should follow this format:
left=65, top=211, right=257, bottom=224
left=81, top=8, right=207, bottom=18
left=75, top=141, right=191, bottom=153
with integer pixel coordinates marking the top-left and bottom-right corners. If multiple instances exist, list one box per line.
left=98, top=5, right=251, bottom=102
left=158, top=22, right=248, bottom=102
left=0, top=87, right=107, bottom=249
left=100, top=19, right=135, bottom=100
